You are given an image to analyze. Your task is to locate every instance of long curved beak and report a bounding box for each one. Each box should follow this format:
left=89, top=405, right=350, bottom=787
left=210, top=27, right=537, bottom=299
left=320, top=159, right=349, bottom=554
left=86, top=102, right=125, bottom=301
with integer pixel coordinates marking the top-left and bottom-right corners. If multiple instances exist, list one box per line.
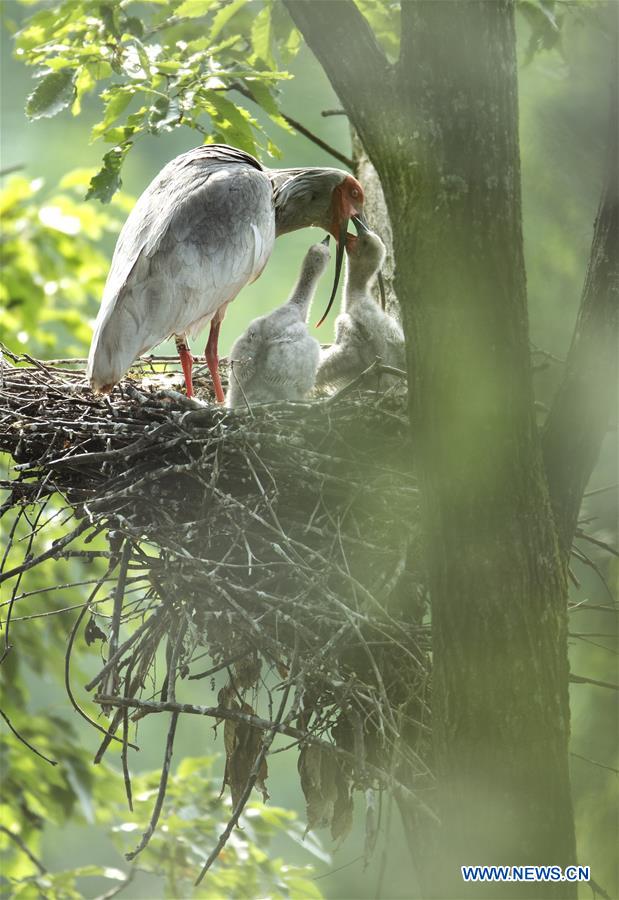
left=315, top=217, right=348, bottom=328
left=353, top=214, right=386, bottom=310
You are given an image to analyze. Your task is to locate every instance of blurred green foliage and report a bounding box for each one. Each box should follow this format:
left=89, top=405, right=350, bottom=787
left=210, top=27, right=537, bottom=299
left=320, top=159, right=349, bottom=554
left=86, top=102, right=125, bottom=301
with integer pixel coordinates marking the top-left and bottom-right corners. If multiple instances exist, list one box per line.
left=0, top=170, right=132, bottom=355
left=3, top=754, right=322, bottom=898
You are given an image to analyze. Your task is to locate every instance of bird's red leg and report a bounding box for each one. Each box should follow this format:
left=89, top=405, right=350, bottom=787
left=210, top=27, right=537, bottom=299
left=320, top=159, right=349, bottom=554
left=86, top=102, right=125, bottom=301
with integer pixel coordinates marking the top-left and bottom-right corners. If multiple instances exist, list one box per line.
left=175, top=336, right=194, bottom=398
left=205, top=320, right=225, bottom=404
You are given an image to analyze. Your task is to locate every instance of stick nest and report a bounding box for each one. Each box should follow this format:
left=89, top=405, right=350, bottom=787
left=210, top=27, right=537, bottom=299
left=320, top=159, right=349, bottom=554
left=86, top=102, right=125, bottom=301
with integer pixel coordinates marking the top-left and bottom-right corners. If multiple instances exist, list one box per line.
left=1, top=351, right=431, bottom=852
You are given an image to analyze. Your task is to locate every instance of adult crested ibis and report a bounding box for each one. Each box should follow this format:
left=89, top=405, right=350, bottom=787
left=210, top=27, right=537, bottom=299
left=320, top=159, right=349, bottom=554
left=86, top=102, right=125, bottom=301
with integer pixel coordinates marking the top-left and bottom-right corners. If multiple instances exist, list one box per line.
left=225, top=236, right=329, bottom=408
left=86, top=144, right=365, bottom=403
left=316, top=221, right=405, bottom=391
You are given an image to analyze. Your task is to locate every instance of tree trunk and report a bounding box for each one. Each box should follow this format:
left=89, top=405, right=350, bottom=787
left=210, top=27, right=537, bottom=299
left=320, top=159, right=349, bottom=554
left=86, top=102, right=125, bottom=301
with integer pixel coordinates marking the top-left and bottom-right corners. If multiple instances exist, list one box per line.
left=286, top=2, right=579, bottom=896
left=392, top=5, right=575, bottom=895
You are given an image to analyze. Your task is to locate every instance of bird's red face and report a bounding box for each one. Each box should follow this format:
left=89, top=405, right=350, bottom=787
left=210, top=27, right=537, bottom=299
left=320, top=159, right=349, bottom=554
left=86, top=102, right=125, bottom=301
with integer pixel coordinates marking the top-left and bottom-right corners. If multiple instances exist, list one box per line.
left=329, top=175, right=365, bottom=242
left=315, top=176, right=365, bottom=327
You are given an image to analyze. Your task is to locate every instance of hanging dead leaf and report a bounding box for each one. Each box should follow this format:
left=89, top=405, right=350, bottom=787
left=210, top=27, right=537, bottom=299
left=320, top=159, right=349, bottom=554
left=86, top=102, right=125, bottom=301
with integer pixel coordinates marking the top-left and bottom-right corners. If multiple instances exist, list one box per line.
left=84, top=614, right=107, bottom=646
left=331, top=766, right=354, bottom=843
left=233, top=651, right=262, bottom=689
left=223, top=700, right=269, bottom=808
left=363, top=788, right=379, bottom=863
left=298, top=745, right=339, bottom=833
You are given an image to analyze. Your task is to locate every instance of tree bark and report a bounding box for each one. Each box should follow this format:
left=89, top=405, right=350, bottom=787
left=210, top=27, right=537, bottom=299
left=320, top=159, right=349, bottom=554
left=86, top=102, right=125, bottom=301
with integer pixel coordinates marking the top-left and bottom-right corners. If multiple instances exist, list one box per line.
left=286, top=2, right=580, bottom=896
left=350, top=130, right=398, bottom=317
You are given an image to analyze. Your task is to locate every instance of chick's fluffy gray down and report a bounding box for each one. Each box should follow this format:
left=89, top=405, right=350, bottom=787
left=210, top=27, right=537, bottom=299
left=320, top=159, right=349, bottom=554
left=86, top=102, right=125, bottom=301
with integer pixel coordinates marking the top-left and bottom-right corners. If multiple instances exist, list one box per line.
left=226, top=241, right=329, bottom=407
left=316, top=231, right=405, bottom=391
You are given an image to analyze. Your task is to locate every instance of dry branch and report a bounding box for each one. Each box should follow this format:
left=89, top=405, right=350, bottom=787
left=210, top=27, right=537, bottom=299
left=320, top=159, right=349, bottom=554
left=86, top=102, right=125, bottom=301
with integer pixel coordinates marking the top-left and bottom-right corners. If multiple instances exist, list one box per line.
left=0, top=353, right=431, bottom=855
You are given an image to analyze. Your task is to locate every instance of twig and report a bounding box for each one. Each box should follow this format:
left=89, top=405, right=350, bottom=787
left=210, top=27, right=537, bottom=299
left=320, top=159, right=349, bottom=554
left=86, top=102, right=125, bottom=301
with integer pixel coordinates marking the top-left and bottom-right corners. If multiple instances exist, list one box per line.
left=575, top=529, right=619, bottom=558
left=64, top=576, right=140, bottom=751
left=122, top=664, right=134, bottom=812
left=568, top=604, right=618, bottom=614
left=0, top=520, right=91, bottom=587
left=188, top=652, right=247, bottom=680
left=163, top=617, right=188, bottom=704
left=281, top=111, right=354, bottom=169
left=94, top=695, right=438, bottom=821
left=570, top=546, right=616, bottom=602
left=0, top=164, right=24, bottom=177
left=85, top=611, right=162, bottom=692
left=570, top=752, right=619, bottom=776
left=589, top=877, right=612, bottom=900
left=102, top=540, right=133, bottom=707
left=195, top=644, right=299, bottom=885
left=325, top=360, right=407, bottom=405
left=0, top=824, right=47, bottom=874
left=231, top=82, right=353, bottom=168
left=569, top=673, right=619, bottom=691
left=93, top=867, right=136, bottom=900
left=583, top=483, right=618, bottom=498
left=0, top=707, right=57, bottom=766
left=125, top=712, right=179, bottom=861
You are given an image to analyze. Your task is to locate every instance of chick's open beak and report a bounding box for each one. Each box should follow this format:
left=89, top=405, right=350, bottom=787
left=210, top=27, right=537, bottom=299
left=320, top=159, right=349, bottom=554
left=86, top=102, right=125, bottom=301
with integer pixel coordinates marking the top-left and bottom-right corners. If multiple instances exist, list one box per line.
left=352, top=214, right=386, bottom=310
left=352, top=213, right=371, bottom=235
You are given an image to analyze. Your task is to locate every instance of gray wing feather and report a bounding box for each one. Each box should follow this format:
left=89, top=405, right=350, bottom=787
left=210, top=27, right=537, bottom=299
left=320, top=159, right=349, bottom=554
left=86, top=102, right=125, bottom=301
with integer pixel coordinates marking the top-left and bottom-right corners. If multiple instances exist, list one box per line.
left=88, top=147, right=273, bottom=390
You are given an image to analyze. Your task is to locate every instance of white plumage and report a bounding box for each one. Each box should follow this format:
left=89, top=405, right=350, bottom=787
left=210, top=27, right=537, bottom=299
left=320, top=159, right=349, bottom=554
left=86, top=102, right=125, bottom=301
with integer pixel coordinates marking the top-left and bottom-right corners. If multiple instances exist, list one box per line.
left=86, top=144, right=366, bottom=403
left=316, top=229, right=405, bottom=391
left=226, top=239, right=329, bottom=408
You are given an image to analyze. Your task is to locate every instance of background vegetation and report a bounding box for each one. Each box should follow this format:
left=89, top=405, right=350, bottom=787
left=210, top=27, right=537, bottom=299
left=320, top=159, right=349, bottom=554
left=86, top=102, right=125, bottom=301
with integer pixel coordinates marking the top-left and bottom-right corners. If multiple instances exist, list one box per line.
left=1, top=1, right=616, bottom=898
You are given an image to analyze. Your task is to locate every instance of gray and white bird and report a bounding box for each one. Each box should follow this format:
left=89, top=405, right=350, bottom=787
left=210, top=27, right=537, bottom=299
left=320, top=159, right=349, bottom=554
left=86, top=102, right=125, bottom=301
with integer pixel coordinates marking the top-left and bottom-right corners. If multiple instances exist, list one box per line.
left=316, top=223, right=405, bottom=391
left=225, top=237, right=330, bottom=408
left=87, top=144, right=366, bottom=403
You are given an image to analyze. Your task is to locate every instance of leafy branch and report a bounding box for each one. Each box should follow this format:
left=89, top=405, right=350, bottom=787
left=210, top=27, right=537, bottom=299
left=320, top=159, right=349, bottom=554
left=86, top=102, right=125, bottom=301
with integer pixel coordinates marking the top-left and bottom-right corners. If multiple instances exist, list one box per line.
left=13, top=0, right=304, bottom=201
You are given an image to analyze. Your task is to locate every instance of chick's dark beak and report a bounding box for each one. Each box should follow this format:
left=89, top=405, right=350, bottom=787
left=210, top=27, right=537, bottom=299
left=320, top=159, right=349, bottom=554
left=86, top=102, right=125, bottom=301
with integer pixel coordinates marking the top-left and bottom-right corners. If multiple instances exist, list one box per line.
left=321, top=234, right=331, bottom=246
left=352, top=213, right=371, bottom=235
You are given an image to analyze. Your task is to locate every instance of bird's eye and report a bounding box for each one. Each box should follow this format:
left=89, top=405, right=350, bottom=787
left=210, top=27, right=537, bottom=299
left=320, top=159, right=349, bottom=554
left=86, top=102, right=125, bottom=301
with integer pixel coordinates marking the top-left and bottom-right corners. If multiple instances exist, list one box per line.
left=351, top=187, right=360, bottom=199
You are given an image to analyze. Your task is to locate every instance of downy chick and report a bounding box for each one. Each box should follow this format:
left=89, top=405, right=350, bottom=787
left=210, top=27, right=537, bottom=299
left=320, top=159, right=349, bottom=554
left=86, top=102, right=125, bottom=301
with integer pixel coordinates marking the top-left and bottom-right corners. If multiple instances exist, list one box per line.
left=316, top=227, right=405, bottom=391
left=225, top=238, right=330, bottom=408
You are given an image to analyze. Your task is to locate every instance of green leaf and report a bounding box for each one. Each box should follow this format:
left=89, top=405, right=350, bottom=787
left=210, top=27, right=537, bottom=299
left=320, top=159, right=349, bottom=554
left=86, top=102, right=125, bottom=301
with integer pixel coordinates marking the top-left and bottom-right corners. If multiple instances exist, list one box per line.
left=26, top=70, right=75, bottom=120
left=209, top=0, right=248, bottom=43
left=71, top=66, right=96, bottom=116
left=518, top=0, right=562, bottom=64
left=121, top=16, right=144, bottom=38
left=271, top=2, right=301, bottom=64
left=201, top=92, right=257, bottom=154
left=148, top=96, right=180, bottom=132
left=86, top=145, right=130, bottom=203
left=356, top=0, right=400, bottom=61
left=91, top=89, right=134, bottom=140
left=175, top=0, right=216, bottom=18
left=251, top=4, right=274, bottom=67
left=245, top=79, right=292, bottom=134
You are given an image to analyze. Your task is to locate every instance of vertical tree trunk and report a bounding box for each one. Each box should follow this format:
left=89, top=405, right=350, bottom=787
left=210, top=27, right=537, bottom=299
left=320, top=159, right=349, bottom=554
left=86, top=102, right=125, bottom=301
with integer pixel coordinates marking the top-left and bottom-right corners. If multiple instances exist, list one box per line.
left=286, top=2, right=578, bottom=896
left=388, top=5, right=576, bottom=895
